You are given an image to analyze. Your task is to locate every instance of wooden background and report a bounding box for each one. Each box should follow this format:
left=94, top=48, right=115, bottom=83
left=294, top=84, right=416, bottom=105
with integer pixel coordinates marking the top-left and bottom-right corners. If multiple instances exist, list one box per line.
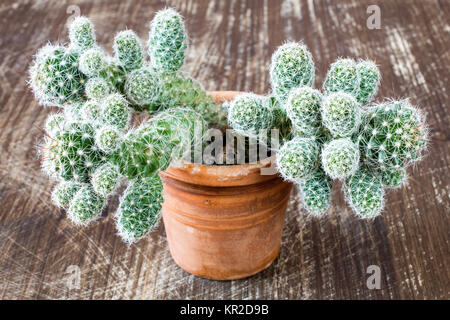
left=0, top=0, right=449, bottom=299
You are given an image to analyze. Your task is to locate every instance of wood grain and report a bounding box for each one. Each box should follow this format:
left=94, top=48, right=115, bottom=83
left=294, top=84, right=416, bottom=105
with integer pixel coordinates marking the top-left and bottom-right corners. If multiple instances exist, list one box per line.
left=0, top=0, right=449, bottom=299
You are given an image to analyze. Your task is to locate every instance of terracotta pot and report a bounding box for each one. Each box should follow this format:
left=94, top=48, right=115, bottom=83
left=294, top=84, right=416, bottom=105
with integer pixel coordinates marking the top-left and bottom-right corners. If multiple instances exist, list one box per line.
left=159, top=91, right=293, bottom=280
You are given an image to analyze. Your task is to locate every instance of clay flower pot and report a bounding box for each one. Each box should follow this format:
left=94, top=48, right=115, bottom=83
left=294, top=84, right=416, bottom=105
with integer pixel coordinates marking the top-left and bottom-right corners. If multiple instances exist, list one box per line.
left=159, top=91, right=293, bottom=280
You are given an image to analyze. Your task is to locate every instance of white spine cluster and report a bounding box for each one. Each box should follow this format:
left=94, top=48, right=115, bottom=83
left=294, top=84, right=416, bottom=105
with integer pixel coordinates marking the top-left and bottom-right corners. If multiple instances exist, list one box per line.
left=276, top=136, right=319, bottom=181
left=285, top=87, right=322, bottom=135
left=321, top=138, right=360, bottom=180
left=321, top=91, right=361, bottom=137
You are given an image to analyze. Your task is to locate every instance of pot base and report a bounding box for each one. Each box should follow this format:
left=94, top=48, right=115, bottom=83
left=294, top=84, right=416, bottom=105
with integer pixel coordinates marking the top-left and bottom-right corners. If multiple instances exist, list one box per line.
left=169, top=244, right=280, bottom=280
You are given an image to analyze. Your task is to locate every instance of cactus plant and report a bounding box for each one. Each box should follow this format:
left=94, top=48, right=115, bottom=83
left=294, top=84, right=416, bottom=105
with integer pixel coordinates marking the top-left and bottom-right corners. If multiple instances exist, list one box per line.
left=323, top=58, right=360, bottom=95
left=80, top=100, right=102, bottom=122
left=322, top=138, right=360, bottom=180
left=344, top=168, right=385, bottom=219
left=110, top=107, right=201, bottom=179
left=150, top=72, right=226, bottom=125
left=380, top=167, right=407, bottom=189
left=113, top=30, right=144, bottom=71
left=85, top=77, right=111, bottom=100
left=227, top=41, right=428, bottom=219
left=91, top=163, right=122, bottom=197
left=115, top=175, right=163, bottom=243
left=68, top=184, right=105, bottom=225
left=227, top=93, right=273, bottom=137
left=79, top=47, right=106, bottom=76
left=99, top=58, right=126, bottom=92
left=285, top=87, right=322, bottom=135
left=32, top=9, right=225, bottom=243
left=124, top=67, right=159, bottom=106
left=356, top=60, right=380, bottom=105
left=43, top=121, right=105, bottom=182
left=31, top=10, right=429, bottom=243
left=68, top=16, right=96, bottom=52
left=45, top=113, right=65, bottom=136
left=270, top=42, right=315, bottom=103
left=276, top=136, right=319, bottom=181
left=148, top=8, right=187, bottom=73
left=29, top=45, right=86, bottom=106
left=51, top=180, right=81, bottom=208
left=95, top=125, right=122, bottom=153
left=321, top=91, right=361, bottom=138
left=101, top=93, right=131, bottom=130
left=298, top=171, right=332, bottom=216
left=358, top=100, right=428, bottom=171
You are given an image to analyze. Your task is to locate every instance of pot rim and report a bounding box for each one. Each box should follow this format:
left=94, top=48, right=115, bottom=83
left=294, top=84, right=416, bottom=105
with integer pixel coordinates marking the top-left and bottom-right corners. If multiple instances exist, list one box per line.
left=159, top=90, right=279, bottom=187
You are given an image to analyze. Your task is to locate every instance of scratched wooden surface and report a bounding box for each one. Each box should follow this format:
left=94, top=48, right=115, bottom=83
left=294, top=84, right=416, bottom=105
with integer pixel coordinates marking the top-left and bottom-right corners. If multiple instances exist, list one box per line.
left=0, top=0, right=449, bottom=300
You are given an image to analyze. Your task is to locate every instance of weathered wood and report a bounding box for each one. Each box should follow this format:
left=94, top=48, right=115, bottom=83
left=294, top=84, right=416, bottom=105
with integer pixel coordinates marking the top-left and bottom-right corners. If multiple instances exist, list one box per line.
left=0, top=0, right=449, bottom=299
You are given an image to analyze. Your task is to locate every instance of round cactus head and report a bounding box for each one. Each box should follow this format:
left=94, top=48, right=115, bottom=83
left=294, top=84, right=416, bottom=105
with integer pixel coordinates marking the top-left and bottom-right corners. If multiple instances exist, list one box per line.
left=85, top=77, right=110, bottom=100
left=321, top=91, right=361, bottom=137
left=285, top=87, right=322, bottom=136
left=344, top=168, right=385, bottom=219
left=68, top=184, right=105, bottom=225
left=79, top=47, right=106, bottom=76
left=91, top=163, right=122, bottom=197
left=380, top=167, right=407, bottom=189
left=270, top=42, right=315, bottom=103
left=323, top=58, right=359, bottom=95
left=227, top=93, right=273, bottom=137
left=356, top=59, right=380, bottom=105
left=322, top=138, right=360, bottom=180
left=101, top=93, right=131, bottom=130
left=68, top=16, right=96, bottom=52
left=80, top=100, right=102, bottom=122
left=115, top=175, right=163, bottom=244
left=358, top=100, right=429, bottom=171
left=124, top=67, right=159, bottom=106
left=95, top=125, right=122, bottom=153
left=42, top=121, right=105, bottom=182
left=51, top=180, right=81, bottom=208
left=29, top=44, right=86, bottom=106
left=299, top=170, right=332, bottom=216
left=276, top=136, right=320, bottom=181
left=148, top=8, right=187, bottom=73
left=113, top=30, right=144, bottom=71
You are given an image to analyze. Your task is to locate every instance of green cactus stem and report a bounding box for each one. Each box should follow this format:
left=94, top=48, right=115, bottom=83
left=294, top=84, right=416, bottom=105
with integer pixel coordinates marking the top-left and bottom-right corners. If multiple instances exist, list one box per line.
left=270, top=42, right=315, bottom=103
left=148, top=8, right=187, bottom=73
left=115, top=175, right=163, bottom=243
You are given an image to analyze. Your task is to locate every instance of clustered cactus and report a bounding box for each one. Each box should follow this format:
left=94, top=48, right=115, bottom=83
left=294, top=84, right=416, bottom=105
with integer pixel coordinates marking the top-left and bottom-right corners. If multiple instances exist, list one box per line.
left=31, top=11, right=429, bottom=244
left=30, top=9, right=222, bottom=243
left=228, top=42, right=428, bottom=219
